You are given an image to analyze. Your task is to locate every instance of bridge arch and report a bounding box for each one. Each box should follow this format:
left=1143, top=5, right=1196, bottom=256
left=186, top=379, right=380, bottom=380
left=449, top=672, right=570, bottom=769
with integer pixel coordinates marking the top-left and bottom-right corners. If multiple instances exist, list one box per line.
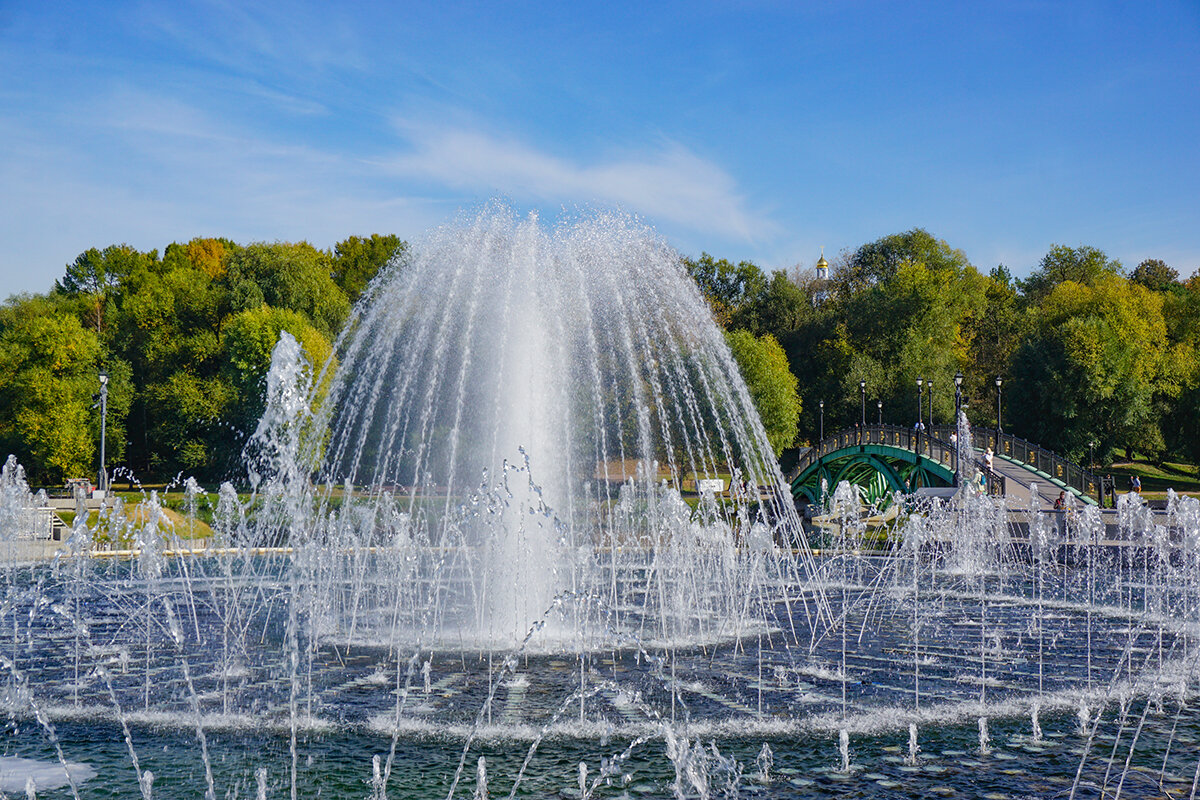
left=790, top=427, right=958, bottom=507
left=789, top=424, right=1104, bottom=509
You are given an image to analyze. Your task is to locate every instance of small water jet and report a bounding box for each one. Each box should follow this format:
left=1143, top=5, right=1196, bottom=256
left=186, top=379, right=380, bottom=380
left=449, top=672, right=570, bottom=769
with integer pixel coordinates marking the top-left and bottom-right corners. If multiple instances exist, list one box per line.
left=474, top=756, right=487, bottom=800
left=755, top=742, right=773, bottom=784
left=906, top=723, right=920, bottom=766
left=978, top=717, right=991, bottom=755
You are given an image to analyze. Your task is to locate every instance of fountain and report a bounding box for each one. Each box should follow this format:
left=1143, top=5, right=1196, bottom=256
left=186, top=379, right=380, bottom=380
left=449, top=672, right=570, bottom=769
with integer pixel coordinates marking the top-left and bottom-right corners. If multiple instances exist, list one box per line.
left=291, top=208, right=815, bottom=654
left=1, top=208, right=1200, bottom=797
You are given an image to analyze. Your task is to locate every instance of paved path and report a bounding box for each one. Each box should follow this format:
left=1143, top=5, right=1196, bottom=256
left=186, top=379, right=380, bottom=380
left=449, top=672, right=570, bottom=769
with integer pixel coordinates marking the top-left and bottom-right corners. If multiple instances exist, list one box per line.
left=985, top=454, right=1066, bottom=510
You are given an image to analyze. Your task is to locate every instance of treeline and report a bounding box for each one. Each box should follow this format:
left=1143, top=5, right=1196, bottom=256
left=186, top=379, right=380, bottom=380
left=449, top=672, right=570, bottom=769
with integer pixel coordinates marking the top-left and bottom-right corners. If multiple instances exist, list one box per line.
left=4, top=226, right=1194, bottom=487
left=0, top=234, right=403, bottom=485
left=686, top=230, right=1200, bottom=467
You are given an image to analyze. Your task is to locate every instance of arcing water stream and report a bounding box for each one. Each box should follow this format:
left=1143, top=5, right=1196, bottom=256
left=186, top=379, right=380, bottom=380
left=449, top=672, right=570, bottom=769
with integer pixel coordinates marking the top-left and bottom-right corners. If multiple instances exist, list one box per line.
left=1, top=209, right=1200, bottom=797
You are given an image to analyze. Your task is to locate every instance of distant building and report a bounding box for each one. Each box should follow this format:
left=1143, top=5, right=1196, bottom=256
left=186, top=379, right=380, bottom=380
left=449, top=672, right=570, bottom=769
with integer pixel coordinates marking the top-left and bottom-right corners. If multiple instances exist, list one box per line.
left=812, top=248, right=831, bottom=306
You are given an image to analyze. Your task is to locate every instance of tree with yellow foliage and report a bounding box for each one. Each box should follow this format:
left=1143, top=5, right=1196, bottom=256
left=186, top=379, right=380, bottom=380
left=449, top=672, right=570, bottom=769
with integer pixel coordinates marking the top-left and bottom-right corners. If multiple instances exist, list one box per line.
left=1009, top=273, right=1168, bottom=462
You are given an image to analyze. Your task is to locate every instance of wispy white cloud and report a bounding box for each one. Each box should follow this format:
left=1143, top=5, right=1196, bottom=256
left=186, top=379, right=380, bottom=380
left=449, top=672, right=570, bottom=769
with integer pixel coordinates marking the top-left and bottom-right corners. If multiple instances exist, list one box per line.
left=136, top=0, right=368, bottom=77
left=379, top=122, right=777, bottom=241
left=0, top=73, right=779, bottom=297
left=0, top=90, right=442, bottom=295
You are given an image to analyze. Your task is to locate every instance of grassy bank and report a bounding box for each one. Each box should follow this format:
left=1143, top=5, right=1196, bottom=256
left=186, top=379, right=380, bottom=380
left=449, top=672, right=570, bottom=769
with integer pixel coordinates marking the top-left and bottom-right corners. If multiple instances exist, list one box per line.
left=1099, top=460, right=1200, bottom=501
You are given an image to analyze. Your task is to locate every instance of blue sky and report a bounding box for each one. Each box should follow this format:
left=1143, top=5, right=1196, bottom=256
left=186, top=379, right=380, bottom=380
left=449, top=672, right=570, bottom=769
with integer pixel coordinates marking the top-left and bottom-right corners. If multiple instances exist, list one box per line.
left=1, top=0, right=1197, bottom=296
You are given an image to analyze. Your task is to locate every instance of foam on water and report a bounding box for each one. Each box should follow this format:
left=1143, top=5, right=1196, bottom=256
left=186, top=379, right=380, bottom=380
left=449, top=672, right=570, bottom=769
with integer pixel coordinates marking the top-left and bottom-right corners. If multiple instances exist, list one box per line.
left=0, top=756, right=96, bottom=794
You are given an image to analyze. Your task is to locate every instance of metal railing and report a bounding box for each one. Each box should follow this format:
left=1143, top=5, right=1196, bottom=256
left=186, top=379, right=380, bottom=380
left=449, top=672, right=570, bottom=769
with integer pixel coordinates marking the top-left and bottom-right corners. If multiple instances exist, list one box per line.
left=793, top=424, right=960, bottom=477
left=977, top=464, right=1006, bottom=498
left=792, top=424, right=1101, bottom=502
left=954, top=427, right=1105, bottom=505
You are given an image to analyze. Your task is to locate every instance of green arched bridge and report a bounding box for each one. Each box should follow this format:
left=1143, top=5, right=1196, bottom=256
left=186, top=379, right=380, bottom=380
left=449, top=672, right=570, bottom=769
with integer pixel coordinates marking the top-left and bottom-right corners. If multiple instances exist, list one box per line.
left=789, top=424, right=1107, bottom=509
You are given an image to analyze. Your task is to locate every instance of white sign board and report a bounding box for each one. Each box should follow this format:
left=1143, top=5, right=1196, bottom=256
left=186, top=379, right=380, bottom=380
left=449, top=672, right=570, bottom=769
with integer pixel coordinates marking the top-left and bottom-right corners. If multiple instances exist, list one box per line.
left=697, top=479, right=725, bottom=494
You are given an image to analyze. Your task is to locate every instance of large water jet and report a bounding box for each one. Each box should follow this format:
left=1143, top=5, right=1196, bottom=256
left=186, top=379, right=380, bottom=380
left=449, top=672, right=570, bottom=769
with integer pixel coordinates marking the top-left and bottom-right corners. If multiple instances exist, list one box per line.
left=291, top=207, right=816, bottom=651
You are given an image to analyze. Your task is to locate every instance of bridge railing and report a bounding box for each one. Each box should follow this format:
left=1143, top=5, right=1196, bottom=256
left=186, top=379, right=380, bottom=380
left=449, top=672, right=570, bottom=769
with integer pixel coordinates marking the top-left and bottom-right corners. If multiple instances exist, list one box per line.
left=793, top=424, right=960, bottom=478
left=946, top=427, right=1106, bottom=505
left=793, top=424, right=1101, bottom=503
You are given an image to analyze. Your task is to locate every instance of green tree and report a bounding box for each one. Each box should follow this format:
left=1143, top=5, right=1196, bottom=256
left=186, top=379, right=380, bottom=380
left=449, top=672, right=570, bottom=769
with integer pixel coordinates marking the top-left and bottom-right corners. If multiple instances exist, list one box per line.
left=1160, top=277, right=1200, bottom=460
left=1166, top=381, right=1200, bottom=463
left=834, top=228, right=971, bottom=294
left=1008, top=275, right=1167, bottom=462
left=963, top=266, right=1025, bottom=424
left=142, top=370, right=237, bottom=476
left=0, top=306, right=109, bottom=484
left=682, top=253, right=767, bottom=327
left=725, top=330, right=800, bottom=455
left=780, top=310, right=850, bottom=442
left=225, top=242, right=350, bottom=338
left=1130, top=258, right=1179, bottom=293
left=221, top=305, right=335, bottom=441
left=832, top=255, right=987, bottom=427
left=731, top=270, right=810, bottom=340
left=159, top=237, right=241, bottom=282
left=332, top=234, right=405, bottom=305
left=781, top=230, right=991, bottom=443
left=1019, top=244, right=1123, bottom=303
left=109, top=254, right=229, bottom=474
left=114, top=260, right=225, bottom=375
left=55, top=244, right=159, bottom=335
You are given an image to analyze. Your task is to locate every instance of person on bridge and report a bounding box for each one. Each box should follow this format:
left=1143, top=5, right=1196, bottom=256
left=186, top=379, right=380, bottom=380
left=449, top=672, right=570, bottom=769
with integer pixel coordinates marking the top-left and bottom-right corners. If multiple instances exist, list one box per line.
left=1054, top=490, right=1066, bottom=510
left=984, top=447, right=994, bottom=471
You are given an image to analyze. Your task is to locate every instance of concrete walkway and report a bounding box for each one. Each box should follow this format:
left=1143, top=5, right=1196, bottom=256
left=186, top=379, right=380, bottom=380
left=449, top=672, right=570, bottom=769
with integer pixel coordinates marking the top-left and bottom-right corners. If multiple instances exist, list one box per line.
left=0, top=539, right=69, bottom=561
left=986, top=454, right=1069, bottom=510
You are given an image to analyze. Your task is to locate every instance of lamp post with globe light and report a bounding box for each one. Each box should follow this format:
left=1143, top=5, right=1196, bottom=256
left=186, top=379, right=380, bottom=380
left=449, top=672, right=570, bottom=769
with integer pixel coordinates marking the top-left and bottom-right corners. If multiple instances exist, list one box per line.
left=995, top=376, right=1003, bottom=433
left=927, top=380, right=934, bottom=429
left=953, top=371, right=965, bottom=486
left=916, top=378, right=924, bottom=429
left=954, top=371, right=964, bottom=422
left=97, top=371, right=108, bottom=497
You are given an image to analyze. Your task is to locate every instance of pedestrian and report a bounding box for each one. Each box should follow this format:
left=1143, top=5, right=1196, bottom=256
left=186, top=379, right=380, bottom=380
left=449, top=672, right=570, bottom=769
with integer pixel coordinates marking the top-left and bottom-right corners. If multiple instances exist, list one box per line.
left=1054, top=490, right=1066, bottom=510
left=1131, top=474, right=1141, bottom=493
left=983, top=447, right=994, bottom=471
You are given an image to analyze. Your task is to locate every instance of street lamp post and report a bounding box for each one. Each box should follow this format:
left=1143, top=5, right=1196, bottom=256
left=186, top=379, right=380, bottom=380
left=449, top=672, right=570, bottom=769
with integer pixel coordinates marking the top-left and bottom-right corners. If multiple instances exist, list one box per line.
left=877, top=399, right=883, bottom=425
left=916, top=378, right=924, bottom=430
left=954, top=370, right=964, bottom=423
left=819, top=400, right=824, bottom=442
left=995, top=376, right=1003, bottom=433
left=927, top=381, right=934, bottom=430
left=952, top=371, right=965, bottom=486
left=859, top=380, right=866, bottom=427
left=97, top=370, right=109, bottom=497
